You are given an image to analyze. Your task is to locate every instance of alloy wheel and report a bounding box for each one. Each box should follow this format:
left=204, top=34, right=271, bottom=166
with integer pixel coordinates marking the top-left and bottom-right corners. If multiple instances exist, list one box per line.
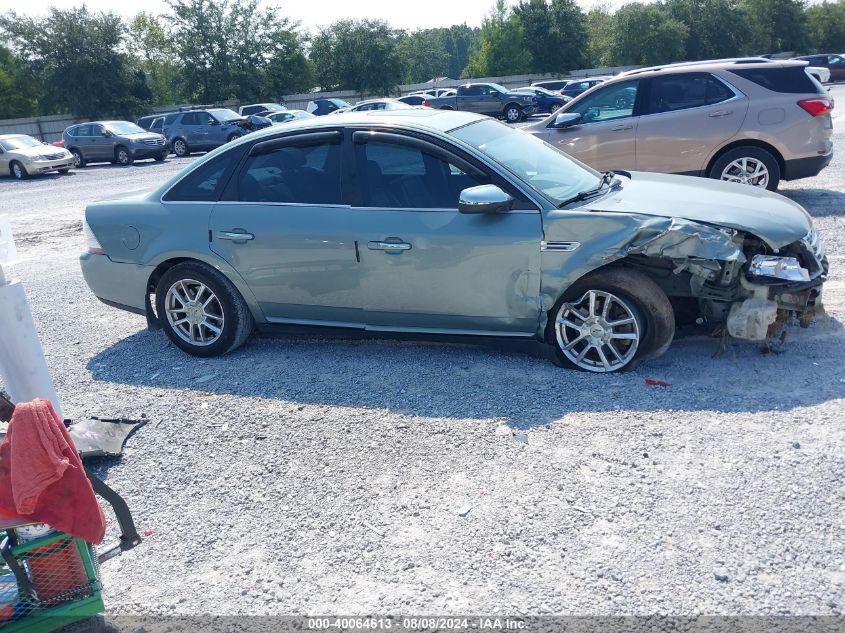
left=173, top=139, right=187, bottom=156
left=506, top=107, right=521, bottom=122
left=72, top=151, right=82, bottom=167
left=554, top=290, right=641, bottom=373
left=164, top=279, right=225, bottom=346
left=12, top=163, right=24, bottom=180
left=721, top=157, right=769, bottom=188
left=117, top=149, right=130, bottom=165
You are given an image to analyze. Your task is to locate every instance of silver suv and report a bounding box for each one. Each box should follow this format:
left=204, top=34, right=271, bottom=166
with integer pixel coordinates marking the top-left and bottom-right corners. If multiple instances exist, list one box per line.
left=528, top=60, right=833, bottom=190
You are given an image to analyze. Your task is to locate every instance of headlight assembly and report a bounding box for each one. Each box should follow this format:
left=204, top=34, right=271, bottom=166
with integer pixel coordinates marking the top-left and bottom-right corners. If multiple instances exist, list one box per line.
left=749, top=255, right=810, bottom=282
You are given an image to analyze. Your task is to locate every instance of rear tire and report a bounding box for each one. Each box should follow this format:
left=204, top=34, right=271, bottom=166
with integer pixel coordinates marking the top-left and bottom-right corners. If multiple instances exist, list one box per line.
left=155, top=262, right=254, bottom=357
left=10, top=161, right=28, bottom=180
left=709, top=146, right=780, bottom=191
left=545, top=267, right=675, bottom=372
left=172, top=137, right=189, bottom=157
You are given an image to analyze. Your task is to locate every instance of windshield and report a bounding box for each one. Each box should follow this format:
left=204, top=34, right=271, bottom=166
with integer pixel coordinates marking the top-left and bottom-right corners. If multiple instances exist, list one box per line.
left=488, top=83, right=508, bottom=93
left=0, top=135, right=42, bottom=150
left=209, top=109, right=242, bottom=122
left=331, top=99, right=351, bottom=108
left=105, top=121, right=146, bottom=135
left=450, top=119, right=600, bottom=205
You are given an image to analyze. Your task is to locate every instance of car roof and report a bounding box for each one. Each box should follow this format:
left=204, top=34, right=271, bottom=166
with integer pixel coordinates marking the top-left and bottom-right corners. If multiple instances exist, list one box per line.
left=238, top=109, right=487, bottom=138
left=0, top=134, right=33, bottom=140
left=621, top=59, right=807, bottom=77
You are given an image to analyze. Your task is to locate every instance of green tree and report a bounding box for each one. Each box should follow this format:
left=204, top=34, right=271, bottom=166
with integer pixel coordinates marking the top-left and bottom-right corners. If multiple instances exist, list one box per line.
left=397, top=29, right=451, bottom=84
left=0, top=45, right=39, bottom=119
left=127, top=12, right=183, bottom=105
left=514, top=0, right=587, bottom=74
left=0, top=7, right=149, bottom=118
left=738, top=0, right=807, bottom=54
left=607, top=3, right=688, bottom=66
left=805, top=0, right=845, bottom=52
left=462, top=0, right=532, bottom=78
left=663, top=0, right=749, bottom=60
left=443, top=25, right=480, bottom=79
left=166, top=0, right=310, bottom=102
left=310, top=19, right=405, bottom=94
left=585, top=4, right=615, bottom=67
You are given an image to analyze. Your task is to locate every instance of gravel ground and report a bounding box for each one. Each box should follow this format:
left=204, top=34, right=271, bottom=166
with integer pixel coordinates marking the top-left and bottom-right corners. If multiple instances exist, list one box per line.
left=0, top=92, right=844, bottom=618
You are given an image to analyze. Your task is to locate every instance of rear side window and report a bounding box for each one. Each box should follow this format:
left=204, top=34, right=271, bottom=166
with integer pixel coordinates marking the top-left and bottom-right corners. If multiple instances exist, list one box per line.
left=164, top=113, right=178, bottom=125
left=164, top=150, right=239, bottom=202
left=237, top=140, right=342, bottom=205
left=729, top=67, right=822, bottom=94
left=646, top=73, right=734, bottom=114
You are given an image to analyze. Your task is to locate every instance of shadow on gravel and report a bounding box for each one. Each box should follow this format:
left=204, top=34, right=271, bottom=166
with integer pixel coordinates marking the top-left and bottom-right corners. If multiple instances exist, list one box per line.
left=86, top=316, right=845, bottom=429
left=780, top=188, right=845, bottom=218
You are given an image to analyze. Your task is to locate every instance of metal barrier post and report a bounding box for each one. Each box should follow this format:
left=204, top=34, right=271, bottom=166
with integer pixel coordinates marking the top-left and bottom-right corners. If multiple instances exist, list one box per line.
left=0, top=216, right=63, bottom=416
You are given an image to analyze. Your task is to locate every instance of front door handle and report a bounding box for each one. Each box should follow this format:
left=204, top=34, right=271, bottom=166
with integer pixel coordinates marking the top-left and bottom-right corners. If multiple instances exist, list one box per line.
left=367, top=240, right=411, bottom=252
left=610, top=124, right=633, bottom=132
left=708, top=110, right=733, bottom=118
left=218, top=231, right=255, bottom=241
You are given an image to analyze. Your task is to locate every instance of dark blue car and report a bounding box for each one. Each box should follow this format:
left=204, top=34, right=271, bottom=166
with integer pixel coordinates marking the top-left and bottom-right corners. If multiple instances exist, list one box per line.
left=512, top=87, right=569, bottom=114
left=306, top=98, right=352, bottom=116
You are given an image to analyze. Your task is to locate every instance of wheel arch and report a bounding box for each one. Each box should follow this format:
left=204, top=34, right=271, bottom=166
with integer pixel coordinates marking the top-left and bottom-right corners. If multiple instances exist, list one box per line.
left=705, top=139, right=785, bottom=179
left=146, top=255, right=266, bottom=325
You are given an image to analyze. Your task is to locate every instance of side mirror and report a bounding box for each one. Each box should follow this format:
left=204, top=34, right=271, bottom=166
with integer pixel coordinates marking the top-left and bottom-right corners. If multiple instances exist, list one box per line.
left=210, top=120, right=220, bottom=126
left=459, top=184, right=514, bottom=215
left=549, top=112, right=582, bottom=129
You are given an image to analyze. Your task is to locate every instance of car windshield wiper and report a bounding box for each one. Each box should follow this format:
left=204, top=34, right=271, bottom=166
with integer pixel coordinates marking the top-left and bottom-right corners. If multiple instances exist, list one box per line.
left=557, top=171, right=620, bottom=208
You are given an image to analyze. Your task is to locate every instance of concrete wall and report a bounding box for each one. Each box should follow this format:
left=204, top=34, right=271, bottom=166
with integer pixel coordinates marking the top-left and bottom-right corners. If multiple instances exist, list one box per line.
left=0, top=66, right=639, bottom=141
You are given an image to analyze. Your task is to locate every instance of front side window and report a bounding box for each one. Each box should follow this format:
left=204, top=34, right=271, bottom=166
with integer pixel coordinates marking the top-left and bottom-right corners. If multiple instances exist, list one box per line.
left=357, top=140, right=488, bottom=209
left=462, top=85, right=481, bottom=96
left=163, top=150, right=239, bottom=202
left=568, top=79, right=639, bottom=122
left=181, top=113, right=198, bottom=126
left=237, top=140, right=342, bottom=205
left=451, top=118, right=599, bottom=206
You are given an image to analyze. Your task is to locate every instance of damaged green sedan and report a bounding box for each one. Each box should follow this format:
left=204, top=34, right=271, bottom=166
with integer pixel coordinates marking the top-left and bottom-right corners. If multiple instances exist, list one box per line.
left=80, top=110, right=828, bottom=372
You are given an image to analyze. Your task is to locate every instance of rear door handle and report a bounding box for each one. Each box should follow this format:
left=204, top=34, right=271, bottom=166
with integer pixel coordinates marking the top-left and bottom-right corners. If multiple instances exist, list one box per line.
left=367, top=240, right=411, bottom=252
left=218, top=231, right=254, bottom=241
left=708, top=110, right=733, bottom=118
left=610, top=124, right=633, bottom=132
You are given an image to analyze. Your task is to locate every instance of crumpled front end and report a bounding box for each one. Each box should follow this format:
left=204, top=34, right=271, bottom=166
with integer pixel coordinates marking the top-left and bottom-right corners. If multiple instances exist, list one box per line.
left=613, top=219, right=827, bottom=342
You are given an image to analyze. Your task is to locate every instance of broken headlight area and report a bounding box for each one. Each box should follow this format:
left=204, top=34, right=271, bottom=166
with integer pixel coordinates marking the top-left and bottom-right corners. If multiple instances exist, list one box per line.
left=748, top=255, right=810, bottom=282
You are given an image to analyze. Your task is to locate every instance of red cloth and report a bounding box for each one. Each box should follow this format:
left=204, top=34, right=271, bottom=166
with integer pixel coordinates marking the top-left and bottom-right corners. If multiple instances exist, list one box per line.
left=0, top=400, right=105, bottom=543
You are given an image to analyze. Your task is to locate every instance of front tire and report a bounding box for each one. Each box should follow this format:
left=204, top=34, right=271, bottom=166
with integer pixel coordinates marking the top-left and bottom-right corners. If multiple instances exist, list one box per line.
left=504, top=104, right=523, bottom=123
left=172, top=138, right=189, bottom=157
left=115, top=146, right=133, bottom=166
left=10, top=161, right=28, bottom=180
left=155, top=262, right=254, bottom=357
left=709, top=146, right=780, bottom=191
left=154, top=152, right=167, bottom=162
left=546, top=267, right=675, bottom=372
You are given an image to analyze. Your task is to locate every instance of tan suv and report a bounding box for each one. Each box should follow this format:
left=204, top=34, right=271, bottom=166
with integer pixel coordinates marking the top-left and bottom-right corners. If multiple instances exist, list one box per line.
left=527, top=60, right=833, bottom=190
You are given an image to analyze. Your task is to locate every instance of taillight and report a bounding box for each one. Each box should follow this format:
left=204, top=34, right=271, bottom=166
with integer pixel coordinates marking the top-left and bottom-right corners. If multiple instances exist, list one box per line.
left=798, top=98, right=833, bottom=117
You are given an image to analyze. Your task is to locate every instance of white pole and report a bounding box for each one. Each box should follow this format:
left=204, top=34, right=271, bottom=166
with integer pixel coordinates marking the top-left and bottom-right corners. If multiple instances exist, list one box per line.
left=0, top=219, right=63, bottom=417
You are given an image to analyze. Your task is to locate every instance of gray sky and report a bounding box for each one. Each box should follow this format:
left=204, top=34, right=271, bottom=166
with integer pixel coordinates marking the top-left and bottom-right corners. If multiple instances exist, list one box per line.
left=12, top=0, right=630, bottom=30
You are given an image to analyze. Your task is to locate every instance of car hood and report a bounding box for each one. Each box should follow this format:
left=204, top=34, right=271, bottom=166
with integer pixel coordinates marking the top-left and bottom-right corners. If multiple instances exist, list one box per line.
left=13, top=146, right=70, bottom=159
left=124, top=133, right=165, bottom=141
left=584, top=171, right=811, bottom=248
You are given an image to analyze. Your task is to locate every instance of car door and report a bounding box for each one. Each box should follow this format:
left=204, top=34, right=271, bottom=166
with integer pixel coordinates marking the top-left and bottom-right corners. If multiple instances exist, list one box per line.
left=825, top=54, right=845, bottom=81
left=350, top=130, right=542, bottom=334
left=540, top=79, right=641, bottom=171
left=208, top=130, right=362, bottom=325
left=180, top=113, right=204, bottom=148
left=0, top=141, right=9, bottom=174
left=90, top=124, right=113, bottom=161
left=72, top=125, right=94, bottom=161
left=634, top=72, right=748, bottom=176
left=457, top=85, right=482, bottom=112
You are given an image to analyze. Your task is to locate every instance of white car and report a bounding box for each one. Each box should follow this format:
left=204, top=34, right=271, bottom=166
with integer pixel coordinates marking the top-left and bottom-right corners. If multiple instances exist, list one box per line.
left=344, top=99, right=416, bottom=113
left=0, top=134, right=74, bottom=180
left=806, top=66, right=831, bottom=83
